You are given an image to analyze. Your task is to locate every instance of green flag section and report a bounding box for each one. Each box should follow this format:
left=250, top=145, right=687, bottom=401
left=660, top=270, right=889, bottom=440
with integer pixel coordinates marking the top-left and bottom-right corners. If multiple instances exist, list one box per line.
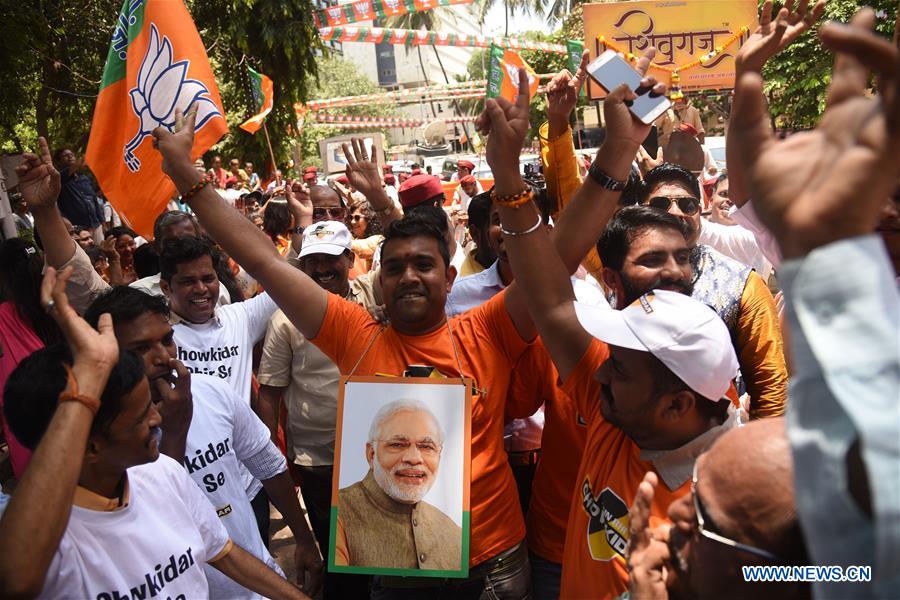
left=566, top=40, right=585, bottom=97
left=239, top=67, right=274, bottom=135
left=486, top=44, right=538, bottom=102
left=85, top=0, right=227, bottom=238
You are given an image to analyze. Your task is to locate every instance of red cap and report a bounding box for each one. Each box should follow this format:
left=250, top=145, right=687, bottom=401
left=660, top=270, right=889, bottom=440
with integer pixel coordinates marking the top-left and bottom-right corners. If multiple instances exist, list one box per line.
left=398, top=173, right=409, bottom=183
left=460, top=175, right=476, bottom=185
left=398, top=174, right=444, bottom=208
left=384, top=174, right=396, bottom=185
left=382, top=165, right=393, bottom=173
left=303, top=172, right=317, bottom=183
left=457, top=160, right=475, bottom=170
left=411, top=167, right=422, bottom=175
left=336, top=175, right=349, bottom=185
left=676, top=123, right=699, bottom=137
left=303, top=166, right=318, bottom=173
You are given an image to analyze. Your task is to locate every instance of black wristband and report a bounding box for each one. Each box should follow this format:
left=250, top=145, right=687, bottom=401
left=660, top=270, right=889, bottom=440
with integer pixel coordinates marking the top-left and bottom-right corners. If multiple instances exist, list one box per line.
left=588, top=162, right=627, bottom=192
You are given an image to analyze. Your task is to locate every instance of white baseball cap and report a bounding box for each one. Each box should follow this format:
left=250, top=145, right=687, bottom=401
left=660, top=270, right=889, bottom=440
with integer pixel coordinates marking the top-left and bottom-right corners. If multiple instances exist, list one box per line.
left=573, top=290, right=738, bottom=401
left=297, top=221, right=353, bottom=259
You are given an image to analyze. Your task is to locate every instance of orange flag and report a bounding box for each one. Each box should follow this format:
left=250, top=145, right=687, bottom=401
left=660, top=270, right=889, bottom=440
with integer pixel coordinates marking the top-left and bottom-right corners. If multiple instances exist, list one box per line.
left=239, top=66, right=274, bottom=134
left=486, top=44, right=539, bottom=102
left=86, top=0, right=227, bottom=238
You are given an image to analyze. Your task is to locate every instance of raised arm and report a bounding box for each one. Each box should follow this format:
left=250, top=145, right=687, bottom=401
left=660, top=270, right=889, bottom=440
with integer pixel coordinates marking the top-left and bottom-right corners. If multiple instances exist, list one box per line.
left=0, top=268, right=119, bottom=598
left=727, top=0, right=826, bottom=208
left=15, top=138, right=79, bottom=268
left=342, top=138, right=403, bottom=228
left=549, top=49, right=666, bottom=274
left=151, top=112, right=328, bottom=339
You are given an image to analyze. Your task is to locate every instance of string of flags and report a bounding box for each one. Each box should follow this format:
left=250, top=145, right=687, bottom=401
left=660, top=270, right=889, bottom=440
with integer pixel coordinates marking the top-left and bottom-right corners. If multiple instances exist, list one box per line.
left=299, top=80, right=487, bottom=112
left=305, top=114, right=480, bottom=128
left=315, top=0, right=474, bottom=28
left=319, top=26, right=568, bottom=54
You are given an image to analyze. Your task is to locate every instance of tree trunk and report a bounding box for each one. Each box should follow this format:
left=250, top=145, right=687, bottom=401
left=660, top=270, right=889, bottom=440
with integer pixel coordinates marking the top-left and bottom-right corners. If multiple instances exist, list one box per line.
left=417, top=45, right=438, bottom=118
left=505, top=1, right=509, bottom=36
left=431, top=44, right=472, bottom=151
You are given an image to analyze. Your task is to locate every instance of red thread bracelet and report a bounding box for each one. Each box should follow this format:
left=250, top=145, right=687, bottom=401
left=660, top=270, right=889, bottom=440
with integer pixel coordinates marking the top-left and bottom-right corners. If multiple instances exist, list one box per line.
left=182, top=174, right=211, bottom=203
left=59, top=364, right=101, bottom=416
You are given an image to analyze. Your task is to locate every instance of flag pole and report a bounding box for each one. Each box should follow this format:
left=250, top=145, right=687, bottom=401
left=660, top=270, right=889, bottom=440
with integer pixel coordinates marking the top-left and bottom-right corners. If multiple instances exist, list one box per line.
left=261, top=121, right=278, bottom=177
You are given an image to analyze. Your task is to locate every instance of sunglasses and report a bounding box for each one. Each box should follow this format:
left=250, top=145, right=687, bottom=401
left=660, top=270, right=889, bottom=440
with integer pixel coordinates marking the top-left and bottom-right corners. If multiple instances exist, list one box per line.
left=645, top=195, right=700, bottom=216
left=313, top=207, right=346, bottom=220
left=692, top=461, right=783, bottom=562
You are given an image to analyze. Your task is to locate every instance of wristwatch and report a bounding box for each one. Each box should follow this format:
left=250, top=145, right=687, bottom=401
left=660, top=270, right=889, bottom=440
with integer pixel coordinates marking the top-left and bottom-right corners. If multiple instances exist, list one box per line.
left=588, top=162, right=627, bottom=192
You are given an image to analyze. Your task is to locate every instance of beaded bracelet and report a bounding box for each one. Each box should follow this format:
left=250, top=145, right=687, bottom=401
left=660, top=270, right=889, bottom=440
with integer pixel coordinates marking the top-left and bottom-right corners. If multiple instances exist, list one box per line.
left=491, top=188, right=533, bottom=209
left=59, top=364, right=101, bottom=415
left=500, top=213, right=543, bottom=237
left=182, top=174, right=211, bottom=203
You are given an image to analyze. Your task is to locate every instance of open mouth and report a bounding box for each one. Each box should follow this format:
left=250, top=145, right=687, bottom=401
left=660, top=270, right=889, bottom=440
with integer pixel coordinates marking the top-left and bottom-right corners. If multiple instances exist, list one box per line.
left=393, top=470, right=428, bottom=484
left=189, top=298, right=211, bottom=308
left=315, top=273, right=337, bottom=284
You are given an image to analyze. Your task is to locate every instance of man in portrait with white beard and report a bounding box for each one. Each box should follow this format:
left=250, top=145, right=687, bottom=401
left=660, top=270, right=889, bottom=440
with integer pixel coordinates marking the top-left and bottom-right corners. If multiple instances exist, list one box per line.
left=335, top=400, right=462, bottom=570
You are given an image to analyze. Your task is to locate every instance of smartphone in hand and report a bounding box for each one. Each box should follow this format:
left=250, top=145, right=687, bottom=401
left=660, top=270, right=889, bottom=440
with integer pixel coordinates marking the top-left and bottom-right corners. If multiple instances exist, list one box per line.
left=587, top=50, right=671, bottom=124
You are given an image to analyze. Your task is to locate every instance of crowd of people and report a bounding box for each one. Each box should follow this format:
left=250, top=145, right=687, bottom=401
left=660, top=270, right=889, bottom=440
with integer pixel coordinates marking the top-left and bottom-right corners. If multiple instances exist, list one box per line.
left=0, top=1, right=898, bottom=599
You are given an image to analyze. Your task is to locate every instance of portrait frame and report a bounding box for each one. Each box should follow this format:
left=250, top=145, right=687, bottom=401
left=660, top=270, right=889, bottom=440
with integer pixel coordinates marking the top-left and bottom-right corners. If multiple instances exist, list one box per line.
left=328, top=376, right=472, bottom=578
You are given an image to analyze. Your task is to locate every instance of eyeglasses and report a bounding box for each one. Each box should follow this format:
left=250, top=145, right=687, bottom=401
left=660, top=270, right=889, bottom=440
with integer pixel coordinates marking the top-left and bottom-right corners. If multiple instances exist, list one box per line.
left=645, top=196, right=701, bottom=216
left=313, top=207, right=346, bottom=220
left=375, top=438, right=442, bottom=457
left=692, top=461, right=782, bottom=562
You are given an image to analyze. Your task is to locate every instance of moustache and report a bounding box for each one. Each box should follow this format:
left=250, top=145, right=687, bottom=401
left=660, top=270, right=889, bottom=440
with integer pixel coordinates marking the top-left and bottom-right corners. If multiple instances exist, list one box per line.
left=648, top=277, right=693, bottom=294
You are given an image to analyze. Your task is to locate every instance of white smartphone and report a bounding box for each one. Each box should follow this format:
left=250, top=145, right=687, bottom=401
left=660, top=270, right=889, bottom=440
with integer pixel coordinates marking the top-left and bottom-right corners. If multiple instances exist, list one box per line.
left=587, top=50, right=671, bottom=124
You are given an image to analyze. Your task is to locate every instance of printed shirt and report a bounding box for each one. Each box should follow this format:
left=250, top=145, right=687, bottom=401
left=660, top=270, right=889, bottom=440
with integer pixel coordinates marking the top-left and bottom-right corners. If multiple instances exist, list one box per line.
left=558, top=340, right=692, bottom=600
left=31, top=456, right=231, bottom=600
left=186, top=374, right=285, bottom=599
left=311, top=290, right=533, bottom=566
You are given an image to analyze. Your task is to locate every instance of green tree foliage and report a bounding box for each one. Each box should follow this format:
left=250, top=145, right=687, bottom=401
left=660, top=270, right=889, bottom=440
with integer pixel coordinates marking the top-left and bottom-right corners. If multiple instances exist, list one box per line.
left=761, top=0, right=896, bottom=128
left=295, top=54, right=396, bottom=170
left=0, top=0, right=320, bottom=174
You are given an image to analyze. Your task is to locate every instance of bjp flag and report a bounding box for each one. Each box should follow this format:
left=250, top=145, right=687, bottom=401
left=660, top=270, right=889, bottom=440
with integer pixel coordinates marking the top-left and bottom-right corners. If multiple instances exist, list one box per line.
left=486, top=44, right=539, bottom=102
left=86, top=0, right=227, bottom=238
left=239, top=66, right=274, bottom=134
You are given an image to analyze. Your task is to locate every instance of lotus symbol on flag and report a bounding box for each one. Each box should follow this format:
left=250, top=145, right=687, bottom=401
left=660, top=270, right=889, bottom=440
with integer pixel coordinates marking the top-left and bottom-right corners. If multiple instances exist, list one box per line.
left=124, top=24, right=222, bottom=173
left=504, top=61, right=535, bottom=89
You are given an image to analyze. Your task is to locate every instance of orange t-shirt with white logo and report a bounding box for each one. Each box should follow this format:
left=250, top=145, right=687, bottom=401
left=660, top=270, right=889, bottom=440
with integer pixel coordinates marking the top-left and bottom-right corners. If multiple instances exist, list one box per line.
left=506, top=340, right=587, bottom=564
left=312, top=290, right=531, bottom=566
left=559, top=339, right=691, bottom=600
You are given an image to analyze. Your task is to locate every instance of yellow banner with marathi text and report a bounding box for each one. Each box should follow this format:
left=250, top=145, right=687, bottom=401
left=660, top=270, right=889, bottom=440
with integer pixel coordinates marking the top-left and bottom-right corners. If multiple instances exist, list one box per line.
left=583, top=0, right=758, bottom=98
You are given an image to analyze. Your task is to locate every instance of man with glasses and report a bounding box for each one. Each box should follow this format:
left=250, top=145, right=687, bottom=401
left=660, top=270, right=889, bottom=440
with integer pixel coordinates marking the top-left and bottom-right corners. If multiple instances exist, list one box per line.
left=627, top=418, right=809, bottom=599
left=334, top=399, right=462, bottom=570
left=637, top=163, right=786, bottom=420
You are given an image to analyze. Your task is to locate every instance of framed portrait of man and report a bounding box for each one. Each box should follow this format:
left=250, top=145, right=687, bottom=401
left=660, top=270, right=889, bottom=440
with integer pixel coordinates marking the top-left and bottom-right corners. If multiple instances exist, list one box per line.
left=328, top=376, right=472, bottom=578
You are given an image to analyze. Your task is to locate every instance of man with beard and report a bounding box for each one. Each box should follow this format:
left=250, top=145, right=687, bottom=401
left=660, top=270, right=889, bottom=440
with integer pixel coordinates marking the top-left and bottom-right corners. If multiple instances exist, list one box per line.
left=635, top=164, right=785, bottom=419
left=335, top=399, right=462, bottom=570
left=480, top=61, right=745, bottom=600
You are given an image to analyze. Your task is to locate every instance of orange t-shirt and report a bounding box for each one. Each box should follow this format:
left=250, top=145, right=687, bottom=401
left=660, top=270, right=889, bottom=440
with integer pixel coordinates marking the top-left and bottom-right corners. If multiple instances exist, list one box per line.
left=559, top=339, right=691, bottom=600
left=507, top=341, right=588, bottom=564
left=312, top=290, right=532, bottom=566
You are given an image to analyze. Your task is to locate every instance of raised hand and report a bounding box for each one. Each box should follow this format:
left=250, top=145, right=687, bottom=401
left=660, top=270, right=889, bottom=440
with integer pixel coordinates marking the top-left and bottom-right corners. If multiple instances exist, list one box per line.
left=15, top=137, right=61, bottom=209
left=546, top=50, right=590, bottom=127
left=637, top=145, right=664, bottom=175
left=626, top=472, right=671, bottom=600
left=342, top=138, right=383, bottom=199
left=100, top=236, right=120, bottom=263
left=152, top=107, right=198, bottom=185
left=41, top=267, right=119, bottom=385
left=730, top=7, right=900, bottom=258
left=736, top=0, right=827, bottom=74
left=477, top=68, right=532, bottom=188
left=285, top=180, right=314, bottom=224
left=602, top=48, right=666, bottom=149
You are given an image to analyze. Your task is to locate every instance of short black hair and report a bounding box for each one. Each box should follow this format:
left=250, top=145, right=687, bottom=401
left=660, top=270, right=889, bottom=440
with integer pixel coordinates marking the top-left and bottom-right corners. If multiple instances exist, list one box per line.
left=647, top=353, right=728, bottom=424
left=106, top=225, right=138, bottom=240
left=382, top=211, right=451, bottom=267
left=153, top=210, right=197, bottom=246
left=3, top=345, right=146, bottom=450
left=85, top=285, right=170, bottom=329
left=598, top=205, right=690, bottom=271
left=73, top=225, right=91, bottom=235
left=713, top=172, right=728, bottom=193
left=263, top=200, right=292, bottom=240
left=466, top=191, right=493, bottom=232
left=639, top=163, right=702, bottom=202
left=619, top=167, right=643, bottom=207
left=158, top=235, right=213, bottom=282
left=133, top=243, right=160, bottom=279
